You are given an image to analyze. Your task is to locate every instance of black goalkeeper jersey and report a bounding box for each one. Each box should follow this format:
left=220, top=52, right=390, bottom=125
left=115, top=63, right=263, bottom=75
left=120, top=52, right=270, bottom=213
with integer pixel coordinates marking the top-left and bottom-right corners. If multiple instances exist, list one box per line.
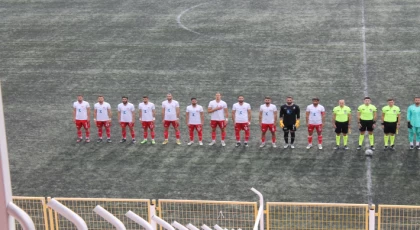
left=280, top=104, right=300, bottom=126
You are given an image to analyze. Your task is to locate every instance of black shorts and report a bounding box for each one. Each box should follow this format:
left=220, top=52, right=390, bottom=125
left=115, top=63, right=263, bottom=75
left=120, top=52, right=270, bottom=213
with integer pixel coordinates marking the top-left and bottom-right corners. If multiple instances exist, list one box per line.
left=283, top=124, right=296, bottom=132
left=383, top=122, right=397, bottom=134
left=359, top=120, right=374, bottom=132
left=335, top=121, right=349, bottom=134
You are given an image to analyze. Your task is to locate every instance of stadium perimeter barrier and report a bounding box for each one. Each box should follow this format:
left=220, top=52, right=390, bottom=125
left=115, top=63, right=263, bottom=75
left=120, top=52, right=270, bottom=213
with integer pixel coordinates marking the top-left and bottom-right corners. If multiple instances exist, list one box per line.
left=12, top=196, right=420, bottom=230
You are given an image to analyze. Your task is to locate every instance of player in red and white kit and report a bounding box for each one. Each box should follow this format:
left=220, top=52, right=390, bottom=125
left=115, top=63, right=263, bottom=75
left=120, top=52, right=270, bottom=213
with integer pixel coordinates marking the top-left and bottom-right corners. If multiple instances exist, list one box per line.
left=118, top=96, right=136, bottom=143
left=138, top=96, right=156, bottom=145
left=208, top=93, right=229, bottom=146
left=162, top=93, right=181, bottom=145
left=186, top=98, right=204, bottom=146
left=94, top=95, right=112, bottom=143
left=305, top=97, right=326, bottom=150
left=232, top=95, right=251, bottom=147
left=259, top=96, right=278, bottom=148
left=73, top=95, right=91, bottom=143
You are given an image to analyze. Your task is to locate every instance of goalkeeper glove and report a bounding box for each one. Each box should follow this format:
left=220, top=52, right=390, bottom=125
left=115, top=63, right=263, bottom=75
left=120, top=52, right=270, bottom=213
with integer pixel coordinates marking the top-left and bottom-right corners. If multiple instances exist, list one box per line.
left=295, top=120, right=300, bottom=128
left=279, top=120, right=284, bottom=128
left=408, top=121, right=413, bottom=129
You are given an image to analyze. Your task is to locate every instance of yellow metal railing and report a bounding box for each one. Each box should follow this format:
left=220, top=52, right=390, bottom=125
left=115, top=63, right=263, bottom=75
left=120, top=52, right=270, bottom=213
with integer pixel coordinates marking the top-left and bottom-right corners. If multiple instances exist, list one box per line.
left=48, top=197, right=150, bottom=230
left=158, top=199, right=258, bottom=230
left=378, top=205, right=420, bottom=230
left=12, top=196, right=50, bottom=230
left=267, top=202, right=369, bottom=230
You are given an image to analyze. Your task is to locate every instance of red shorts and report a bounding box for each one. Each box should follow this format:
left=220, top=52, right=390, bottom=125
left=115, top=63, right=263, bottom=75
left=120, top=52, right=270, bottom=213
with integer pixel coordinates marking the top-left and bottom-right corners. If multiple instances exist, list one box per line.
left=120, top=122, right=135, bottom=128
left=211, top=120, right=226, bottom=129
left=308, top=124, right=322, bottom=133
left=96, top=121, right=110, bottom=128
left=142, top=121, right=155, bottom=129
left=164, top=120, right=179, bottom=128
left=76, top=120, right=90, bottom=129
left=188, top=124, right=203, bottom=131
left=261, top=123, right=276, bottom=132
left=235, top=122, right=249, bottom=131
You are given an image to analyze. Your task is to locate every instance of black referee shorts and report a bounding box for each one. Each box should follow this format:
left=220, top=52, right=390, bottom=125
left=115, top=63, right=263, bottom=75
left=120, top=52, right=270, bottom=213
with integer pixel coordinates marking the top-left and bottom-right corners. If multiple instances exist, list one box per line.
left=282, top=124, right=296, bottom=132
left=335, top=121, right=349, bottom=134
left=359, top=120, right=374, bottom=132
left=383, top=121, right=397, bottom=134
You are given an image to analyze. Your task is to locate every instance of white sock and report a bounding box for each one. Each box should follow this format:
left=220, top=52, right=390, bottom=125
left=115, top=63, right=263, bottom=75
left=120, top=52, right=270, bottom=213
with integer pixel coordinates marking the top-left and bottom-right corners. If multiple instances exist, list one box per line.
left=410, top=142, right=414, bottom=145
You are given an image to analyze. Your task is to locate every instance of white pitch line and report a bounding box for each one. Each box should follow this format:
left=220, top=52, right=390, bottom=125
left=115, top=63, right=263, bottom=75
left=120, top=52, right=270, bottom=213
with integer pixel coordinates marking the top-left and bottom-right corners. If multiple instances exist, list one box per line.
left=177, top=3, right=208, bottom=35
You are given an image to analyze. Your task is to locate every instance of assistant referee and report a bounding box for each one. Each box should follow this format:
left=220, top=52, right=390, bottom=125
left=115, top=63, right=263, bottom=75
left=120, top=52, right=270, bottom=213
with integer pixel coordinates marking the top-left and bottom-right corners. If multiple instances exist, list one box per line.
left=332, top=99, right=352, bottom=150
left=381, top=98, right=401, bottom=150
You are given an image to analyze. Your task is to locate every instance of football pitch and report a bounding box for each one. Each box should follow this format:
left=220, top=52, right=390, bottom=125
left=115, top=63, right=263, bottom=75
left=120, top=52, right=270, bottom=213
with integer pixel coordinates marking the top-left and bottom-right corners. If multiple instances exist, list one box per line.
left=1, top=0, right=420, bottom=205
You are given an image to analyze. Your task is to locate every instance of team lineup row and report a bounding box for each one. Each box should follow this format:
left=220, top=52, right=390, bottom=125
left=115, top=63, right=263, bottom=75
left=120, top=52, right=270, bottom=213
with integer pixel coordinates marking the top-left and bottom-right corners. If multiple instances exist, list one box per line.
left=72, top=93, right=420, bottom=150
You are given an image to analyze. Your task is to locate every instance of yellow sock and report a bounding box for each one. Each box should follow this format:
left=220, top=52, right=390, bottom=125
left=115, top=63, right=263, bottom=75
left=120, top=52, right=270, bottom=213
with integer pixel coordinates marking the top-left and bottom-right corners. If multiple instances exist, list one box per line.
left=369, top=134, right=374, bottom=146
left=359, top=135, right=364, bottom=145
left=336, top=135, right=341, bottom=145
left=384, top=135, right=389, bottom=146
left=390, top=135, right=395, bottom=145
left=343, top=135, right=348, bottom=146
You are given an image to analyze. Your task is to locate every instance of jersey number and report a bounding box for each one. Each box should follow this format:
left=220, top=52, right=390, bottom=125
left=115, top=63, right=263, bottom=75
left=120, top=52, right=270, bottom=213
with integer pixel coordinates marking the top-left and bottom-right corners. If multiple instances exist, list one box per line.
left=192, top=113, right=195, bottom=117
left=313, top=113, right=317, bottom=116
left=265, top=112, right=268, bottom=116
left=144, top=110, right=147, bottom=113
left=78, top=109, right=81, bottom=112
left=168, top=109, right=171, bottom=112
left=239, top=111, right=243, bottom=115
left=123, top=111, right=126, bottom=114
left=99, top=110, right=102, bottom=113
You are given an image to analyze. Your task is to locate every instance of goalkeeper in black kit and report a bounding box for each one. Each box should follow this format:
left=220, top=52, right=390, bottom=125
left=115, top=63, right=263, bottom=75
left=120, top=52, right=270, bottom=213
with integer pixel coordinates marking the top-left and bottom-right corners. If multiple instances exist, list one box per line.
left=279, top=96, right=301, bottom=149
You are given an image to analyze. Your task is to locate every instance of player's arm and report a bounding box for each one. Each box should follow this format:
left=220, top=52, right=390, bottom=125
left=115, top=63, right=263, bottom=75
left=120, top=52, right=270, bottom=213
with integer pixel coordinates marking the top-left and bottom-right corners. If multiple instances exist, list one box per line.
left=231, top=109, right=236, bottom=124
left=306, top=111, right=310, bottom=126
left=118, top=111, right=121, bottom=123
left=73, top=108, right=76, bottom=123
left=274, top=111, right=278, bottom=125
left=152, top=108, right=156, bottom=122
left=87, top=107, right=91, bottom=125
left=176, top=106, right=180, bottom=122
left=295, top=106, right=301, bottom=127
left=185, top=111, right=189, bottom=125
left=224, top=107, right=229, bottom=120
left=161, top=107, right=165, bottom=122
left=131, top=110, right=135, bottom=124
left=94, top=108, right=97, bottom=121
left=357, top=110, right=361, bottom=127
left=279, top=106, right=285, bottom=128
left=139, top=108, right=142, bottom=121
left=373, top=111, right=377, bottom=122
left=397, top=113, right=401, bottom=126
left=381, top=111, right=385, bottom=124
left=200, top=111, right=204, bottom=125
left=321, top=112, right=325, bottom=126
left=107, top=107, right=112, bottom=122
left=247, top=108, right=251, bottom=124
left=332, top=112, right=336, bottom=127
left=259, top=111, right=262, bottom=125
left=207, top=104, right=214, bottom=113
left=348, top=110, right=351, bottom=125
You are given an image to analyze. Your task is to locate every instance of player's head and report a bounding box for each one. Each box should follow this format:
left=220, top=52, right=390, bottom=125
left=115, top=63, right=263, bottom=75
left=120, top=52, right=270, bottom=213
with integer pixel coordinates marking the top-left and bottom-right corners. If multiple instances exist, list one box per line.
left=122, top=96, right=128, bottom=104
left=264, top=96, right=271, bottom=105
left=191, top=97, right=197, bottom=105
left=238, top=95, right=244, bottom=103
left=215, top=92, right=221, bottom=101
left=286, top=96, right=293, bottom=105
left=77, top=94, right=83, bottom=102
left=143, top=96, right=149, bottom=103
left=97, top=95, right=104, bottom=103
left=414, top=96, right=420, bottom=105
left=364, top=97, right=371, bottom=105
left=387, top=98, right=394, bottom=106
left=167, top=93, right=172, bottom=101
left=338, top=99, right=345, bottom=107
left=312, top=97, right=319, bottom=106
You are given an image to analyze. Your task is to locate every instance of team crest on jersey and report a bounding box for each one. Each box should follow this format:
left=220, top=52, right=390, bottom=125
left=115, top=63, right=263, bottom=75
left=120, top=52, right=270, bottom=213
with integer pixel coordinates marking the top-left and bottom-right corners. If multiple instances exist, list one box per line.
left=369, top=109, right=372, bottom=112
left=393, top=110, right=396, bottom=113
left=344, top=111, right=347, bottom=114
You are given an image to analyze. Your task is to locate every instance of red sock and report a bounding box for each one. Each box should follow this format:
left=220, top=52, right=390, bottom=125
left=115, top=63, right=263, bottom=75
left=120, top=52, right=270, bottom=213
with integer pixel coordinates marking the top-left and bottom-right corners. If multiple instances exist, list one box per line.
left=164, top=130, right=169, bottom=139
left=221, top=131, right=226, bottom=141
left=105, top=127, right=110, bottom=139
left=151, top=131, right=155, bottom=139
left=130, top=129, right=135, bottom=139
left=98, top=128, right=103, bottom=138
left=211, top=131, right=216, bottom=141
left=85, top=129, right=90, bottom=138
left=272, top=136, right=276, bottom=143
left=235, top=129, right=240, bottom=141
left=122, top=129, right=127, bottom=139
left=245, top=129, right=250, bottom=142
left=261, top=136, right=266, bottom=143
left=308, top=136, right=313, bottom=144
left=318, top=135, right=323, bottom=144
left=176, top=130, right=180, bottom=139
left=198, top=129, right=203, bottom=141
left=144, top=131, right=148, bottom=139
left=77, top=129, right=82, bottom=138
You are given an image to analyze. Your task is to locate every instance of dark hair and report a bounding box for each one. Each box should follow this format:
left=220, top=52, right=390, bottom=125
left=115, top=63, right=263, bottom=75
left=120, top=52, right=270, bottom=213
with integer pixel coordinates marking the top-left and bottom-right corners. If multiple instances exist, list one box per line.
left=143, top=96, right=148, bottom=99
left=415, top=96, right=420, bottom=99
left=287, top=96, right=293, bottom=99
left=364, top=96, right=371, bottom=100
left=237, top=95, right=244, bottom=98
left=122, top=96, right=128, bottom=99
left=265, top=96, right=271, bottom=100
left=312, top=97, right=319, bottom=101
left=97, top=95, right=104, bottom=98
left=387, top=98, right=394, bottom=102
left=191, top=97, right=197, bottom=101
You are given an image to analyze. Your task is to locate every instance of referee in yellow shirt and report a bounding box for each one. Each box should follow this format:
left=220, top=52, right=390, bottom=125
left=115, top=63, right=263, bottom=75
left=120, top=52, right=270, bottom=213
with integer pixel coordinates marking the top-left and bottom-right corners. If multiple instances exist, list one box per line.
left=332, top=99, right=352, bottom=150
left=381, top=98, right=401, bottom=150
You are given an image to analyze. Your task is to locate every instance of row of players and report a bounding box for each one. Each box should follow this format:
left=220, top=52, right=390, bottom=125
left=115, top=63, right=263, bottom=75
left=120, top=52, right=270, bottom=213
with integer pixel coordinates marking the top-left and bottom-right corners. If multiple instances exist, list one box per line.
left=73, top=93, right=420, bottom=150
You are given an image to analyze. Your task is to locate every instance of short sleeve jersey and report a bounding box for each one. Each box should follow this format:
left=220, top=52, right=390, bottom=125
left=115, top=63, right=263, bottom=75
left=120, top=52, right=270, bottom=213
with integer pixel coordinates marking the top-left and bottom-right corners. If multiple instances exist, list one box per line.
left=358, top=104, right=377, bottom=120
left=118, top=103, right=135, bottom=122
left=139, top=102, right=155, bottom=122
left=94, top=102, right=111, bottom=121
left=333, top=106, right=351, bottom=122
left=260, top=104, right=277, bottom=124
left=208, top=100, right=228, bottom=121
left=73, top=101, right=90, bottom=120
left=382, top=105, right=400, bottom=122
left=186, top=105, right=204, bottom=125
left=407, top=104, right=420, bottom=127
left=232, top=102, right=251, bottom=123
left=162, top=100, right=180, bottom=121
left=306, top=104, right=325, bottom=125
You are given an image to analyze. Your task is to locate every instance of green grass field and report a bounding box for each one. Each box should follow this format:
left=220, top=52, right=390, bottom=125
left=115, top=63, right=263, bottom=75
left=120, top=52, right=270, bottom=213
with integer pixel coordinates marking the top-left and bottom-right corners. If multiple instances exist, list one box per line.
left=1, top=0, right=420, bottom=205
